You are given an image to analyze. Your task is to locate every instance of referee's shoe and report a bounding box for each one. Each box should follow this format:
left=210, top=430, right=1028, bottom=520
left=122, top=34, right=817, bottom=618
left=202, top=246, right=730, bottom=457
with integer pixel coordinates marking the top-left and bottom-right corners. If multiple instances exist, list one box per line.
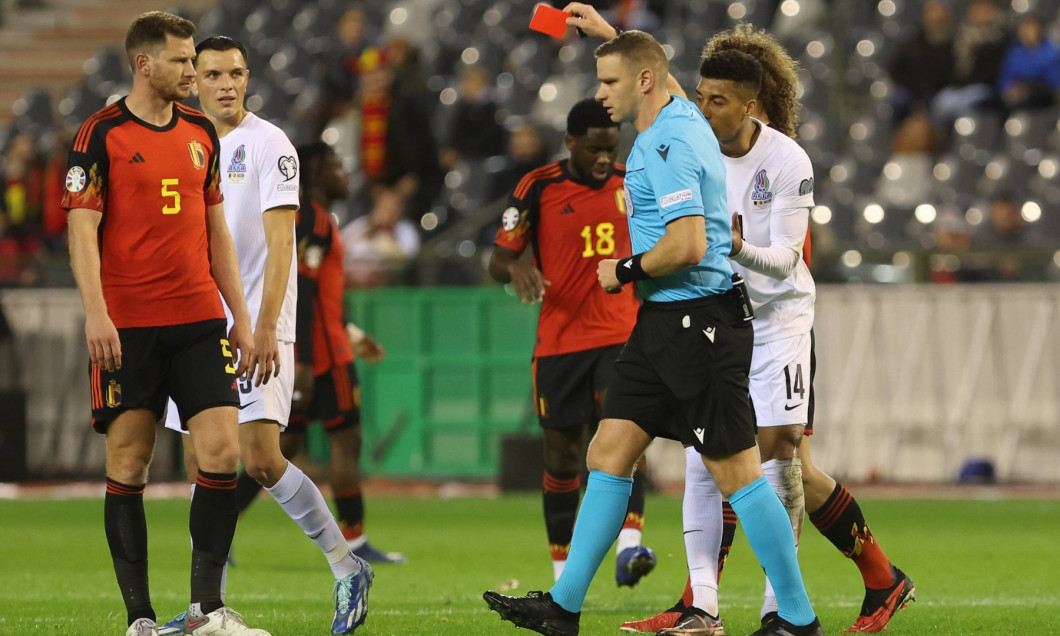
left=483, top=590, right=579, bottom=636
left=751, top=614, right=824, bottom=636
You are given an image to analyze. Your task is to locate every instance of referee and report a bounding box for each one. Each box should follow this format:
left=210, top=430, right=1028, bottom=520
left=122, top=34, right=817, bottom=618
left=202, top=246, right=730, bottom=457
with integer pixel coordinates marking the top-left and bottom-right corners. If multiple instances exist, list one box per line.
left=484, top=27, right=823, bottom=636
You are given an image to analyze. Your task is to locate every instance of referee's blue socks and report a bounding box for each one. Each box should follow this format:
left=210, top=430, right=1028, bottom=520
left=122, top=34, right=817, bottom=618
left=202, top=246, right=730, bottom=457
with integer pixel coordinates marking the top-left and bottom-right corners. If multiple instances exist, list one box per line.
left=549, top=470, right=633, bottom=613
left=729, top=476, right=817, bottom=626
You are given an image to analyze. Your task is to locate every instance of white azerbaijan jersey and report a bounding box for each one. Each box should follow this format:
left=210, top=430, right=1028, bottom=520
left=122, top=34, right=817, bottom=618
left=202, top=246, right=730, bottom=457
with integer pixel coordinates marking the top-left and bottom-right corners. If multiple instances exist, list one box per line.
left=725, top=120, right=815, bottom=343
left=219, top=112, right=300, bottom=342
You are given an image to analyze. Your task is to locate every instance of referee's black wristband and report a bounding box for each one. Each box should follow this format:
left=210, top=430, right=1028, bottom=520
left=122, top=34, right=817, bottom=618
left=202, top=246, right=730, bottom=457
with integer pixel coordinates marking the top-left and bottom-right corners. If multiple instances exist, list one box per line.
left=615, top=253, right=649, bottom=285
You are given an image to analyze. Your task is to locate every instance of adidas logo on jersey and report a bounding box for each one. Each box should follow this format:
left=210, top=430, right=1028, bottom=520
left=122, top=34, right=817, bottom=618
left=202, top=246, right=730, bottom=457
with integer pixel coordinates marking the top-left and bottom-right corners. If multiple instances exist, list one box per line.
left=128, top=152, right=146, bottom=164
left=561, top=204, right=576, bottom=215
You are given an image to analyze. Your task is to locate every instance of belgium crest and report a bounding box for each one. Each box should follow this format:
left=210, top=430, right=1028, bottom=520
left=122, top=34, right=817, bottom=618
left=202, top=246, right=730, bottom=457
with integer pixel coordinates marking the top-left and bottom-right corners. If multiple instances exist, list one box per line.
left=106, top=379, right=122, bottom=408
left=188, top=139, right=205, bottom=170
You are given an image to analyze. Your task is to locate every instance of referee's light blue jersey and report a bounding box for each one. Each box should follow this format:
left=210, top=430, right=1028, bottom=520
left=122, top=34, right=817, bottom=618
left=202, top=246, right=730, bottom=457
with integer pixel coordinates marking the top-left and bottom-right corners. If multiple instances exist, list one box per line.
left=623, top=96, right=733, bottom=302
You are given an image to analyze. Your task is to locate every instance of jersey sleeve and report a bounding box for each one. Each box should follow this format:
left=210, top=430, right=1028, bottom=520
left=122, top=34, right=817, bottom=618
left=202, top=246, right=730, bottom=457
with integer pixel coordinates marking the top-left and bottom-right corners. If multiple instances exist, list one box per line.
left=732, top=206, right=808, bottom=279
left=256, top=128, right=300, bottom=212
left=644, top=138, right=708, bottom=224
left=493, top=175, right=539, bottom=255
left=770, top=147, right=815, bottom=211
left=203, top=122, right=224, bottom=207
left=60, top=122, right=109, bottom=213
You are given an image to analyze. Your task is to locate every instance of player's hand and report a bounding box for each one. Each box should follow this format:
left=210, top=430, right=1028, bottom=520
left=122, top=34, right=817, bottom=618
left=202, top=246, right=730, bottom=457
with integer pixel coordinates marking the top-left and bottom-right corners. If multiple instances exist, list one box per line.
left=85, top=310, right=121, bottom=372
left=508, top=261, right=551, bottom=303
left=228, top=319, right=257, bottom=380
left=353, top=334, right=387, bottom=364
left=730, top=212, right=744, bottom=256
left=563, top=2, right=619, bottom=39
left=292, top=363, right=315, bottom=413
left=252, top=325, right=279, bottom=386
left=597, top=258, right=622, bottom=293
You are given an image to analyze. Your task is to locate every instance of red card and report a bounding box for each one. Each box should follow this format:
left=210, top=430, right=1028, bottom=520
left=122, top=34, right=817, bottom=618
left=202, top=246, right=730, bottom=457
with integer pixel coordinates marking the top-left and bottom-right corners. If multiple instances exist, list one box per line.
left=530, top=4, right=571, bottom=38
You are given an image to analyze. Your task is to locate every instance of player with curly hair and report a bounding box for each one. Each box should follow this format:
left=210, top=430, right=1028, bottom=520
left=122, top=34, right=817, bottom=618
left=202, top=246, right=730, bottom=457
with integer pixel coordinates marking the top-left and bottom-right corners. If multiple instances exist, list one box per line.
left=699, top=23, right=801, bottom=139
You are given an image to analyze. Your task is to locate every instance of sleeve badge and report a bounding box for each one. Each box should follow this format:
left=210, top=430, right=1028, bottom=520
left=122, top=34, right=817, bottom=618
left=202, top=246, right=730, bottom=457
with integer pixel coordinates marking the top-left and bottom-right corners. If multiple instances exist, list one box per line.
left=501, top=207, right=522, bottom=231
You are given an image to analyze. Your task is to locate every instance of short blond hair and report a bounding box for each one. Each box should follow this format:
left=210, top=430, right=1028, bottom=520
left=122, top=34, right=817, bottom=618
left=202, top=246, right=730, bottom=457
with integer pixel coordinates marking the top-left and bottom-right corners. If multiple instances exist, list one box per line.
left=595, top=30, right=669, bottom=82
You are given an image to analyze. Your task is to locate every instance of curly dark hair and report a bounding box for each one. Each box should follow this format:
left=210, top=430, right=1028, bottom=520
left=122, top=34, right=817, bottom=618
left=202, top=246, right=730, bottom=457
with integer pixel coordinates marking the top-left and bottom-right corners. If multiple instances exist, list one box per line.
left=701, top=24, right=801, bottom=139
left=698, top=49, right=764, bottom=100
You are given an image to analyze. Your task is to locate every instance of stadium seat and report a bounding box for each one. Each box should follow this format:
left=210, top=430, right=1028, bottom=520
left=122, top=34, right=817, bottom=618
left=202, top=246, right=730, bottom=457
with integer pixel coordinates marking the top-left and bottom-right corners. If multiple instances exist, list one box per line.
left=954, top=110, right=1002, bottom=156
left=1003, top=107, right=1059, bottom=160
left=57, top=83, right=106, bottom=125
left=244, top=78, right=289, bottom=122
left=242, top=5, right=288, bottom=45
left=678, top=0, right=731, bottom=33
left=740, top=0, right=778, bottom=27
left=83, top=46, right=128, bottom=87
left=12, top=89, right=53, bottom=131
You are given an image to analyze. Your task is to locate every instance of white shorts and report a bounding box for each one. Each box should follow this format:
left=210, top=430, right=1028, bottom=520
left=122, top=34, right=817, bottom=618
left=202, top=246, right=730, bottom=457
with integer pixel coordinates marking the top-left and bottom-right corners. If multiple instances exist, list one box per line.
left=164, top=341, right=295, bottom=433
left=749, top=332, right=812, bottom=429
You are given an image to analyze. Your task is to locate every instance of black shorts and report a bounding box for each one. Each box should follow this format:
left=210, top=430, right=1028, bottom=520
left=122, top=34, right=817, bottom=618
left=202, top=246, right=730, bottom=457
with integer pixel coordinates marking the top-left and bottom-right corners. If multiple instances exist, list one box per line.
left=90, top=318, right=239, bottom=433
left=287, top=362, right=361, bottom=432
left=602, top=293, right=757, bottom=456
left=533, top=343, right=624, bottom=430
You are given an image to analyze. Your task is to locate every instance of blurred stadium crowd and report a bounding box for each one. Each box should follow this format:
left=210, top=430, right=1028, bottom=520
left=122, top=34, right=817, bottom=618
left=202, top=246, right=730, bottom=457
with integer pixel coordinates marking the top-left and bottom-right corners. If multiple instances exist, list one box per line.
left=1, top=0, right=1059, bottom=288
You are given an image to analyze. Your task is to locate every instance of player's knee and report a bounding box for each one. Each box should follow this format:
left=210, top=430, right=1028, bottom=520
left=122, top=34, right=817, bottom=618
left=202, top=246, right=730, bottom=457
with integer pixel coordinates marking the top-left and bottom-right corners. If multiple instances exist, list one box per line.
left=240, top=449, right=286, bottom=486
left=106, top=444, right=153, bottom=484
left=757, top=424, right=804, bottom=461
left=585, top=440, right=631, bottom=476
left=544, top=443, right=583, bottom=474
left=328, top=425, right=362, bottom=454
left=196, top=440, right=240, bottom=474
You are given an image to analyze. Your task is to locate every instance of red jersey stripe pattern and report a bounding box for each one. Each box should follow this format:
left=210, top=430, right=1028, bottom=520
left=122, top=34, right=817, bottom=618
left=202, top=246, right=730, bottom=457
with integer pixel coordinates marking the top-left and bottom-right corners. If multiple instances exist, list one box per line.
left=495, top=160, right=637, bottom=358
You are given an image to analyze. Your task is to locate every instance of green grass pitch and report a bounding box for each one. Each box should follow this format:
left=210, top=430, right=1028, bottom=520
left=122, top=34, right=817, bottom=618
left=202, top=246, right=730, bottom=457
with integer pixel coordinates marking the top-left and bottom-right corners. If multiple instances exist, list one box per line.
left=1, top=493, right=1057, bottom=635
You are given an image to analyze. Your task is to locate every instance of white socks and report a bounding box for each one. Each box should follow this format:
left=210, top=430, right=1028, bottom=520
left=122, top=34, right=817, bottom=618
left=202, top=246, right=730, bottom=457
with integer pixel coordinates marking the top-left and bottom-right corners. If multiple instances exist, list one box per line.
left=552, top=559, right=566, bottom=581
left=760, top=457, right=804, bottom=618
left=266, top=461, right=361, bottom=579
left=683, top=446, right=723, bottom=617
left=615, top=527, right=642, bottom=555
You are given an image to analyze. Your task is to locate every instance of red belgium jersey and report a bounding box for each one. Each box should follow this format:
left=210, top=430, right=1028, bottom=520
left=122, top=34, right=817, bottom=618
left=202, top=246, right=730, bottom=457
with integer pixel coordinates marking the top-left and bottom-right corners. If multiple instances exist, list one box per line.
left=60, top=99, right=225, bottom=328
left=494, top=160, right=637, bottom=358
left=296, top=199, right=354, bottom=376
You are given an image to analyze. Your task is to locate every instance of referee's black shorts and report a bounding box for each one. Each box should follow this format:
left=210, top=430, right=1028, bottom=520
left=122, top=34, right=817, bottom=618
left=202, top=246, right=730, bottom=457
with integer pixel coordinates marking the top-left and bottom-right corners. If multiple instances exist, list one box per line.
left=602, top=291, right=756, bottom=456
